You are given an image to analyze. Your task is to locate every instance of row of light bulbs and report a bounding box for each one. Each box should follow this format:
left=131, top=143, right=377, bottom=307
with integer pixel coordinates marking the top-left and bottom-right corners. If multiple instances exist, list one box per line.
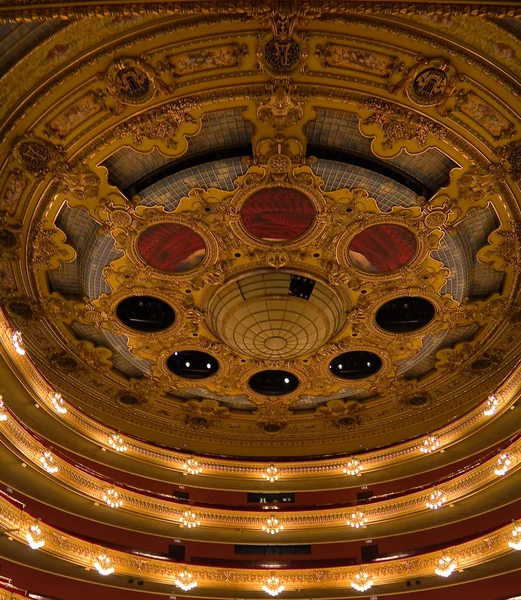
left=7, top=331, right=507, bottom=480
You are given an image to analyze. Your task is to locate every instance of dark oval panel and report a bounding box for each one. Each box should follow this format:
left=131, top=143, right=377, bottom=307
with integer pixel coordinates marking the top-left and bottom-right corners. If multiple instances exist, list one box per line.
left=116, top=296, right=175, bottom=332
left=376, top=297, right=435, bottom=333
left=329, top=351, right=382, bottom=380
left=249, top=370, right=299, bottom=396
left=167, top=350, right=219, bottom=379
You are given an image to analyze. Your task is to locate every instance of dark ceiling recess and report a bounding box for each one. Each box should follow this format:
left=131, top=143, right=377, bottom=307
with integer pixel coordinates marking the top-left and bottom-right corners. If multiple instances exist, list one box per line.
left=329, top=351, right=382, bottom=379
left=289, top=275, right=315, bottom=300
left=167, top=350, right=219, bottom=379
left=376, top=296, right=435, bottom=333
left=249, top=370, right=299, bottom=395
left=116, top=296, right=175, bottom=332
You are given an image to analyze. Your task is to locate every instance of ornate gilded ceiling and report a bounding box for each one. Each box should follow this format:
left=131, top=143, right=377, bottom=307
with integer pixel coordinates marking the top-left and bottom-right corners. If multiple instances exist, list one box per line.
left=1, top=2, right=521, bottom=460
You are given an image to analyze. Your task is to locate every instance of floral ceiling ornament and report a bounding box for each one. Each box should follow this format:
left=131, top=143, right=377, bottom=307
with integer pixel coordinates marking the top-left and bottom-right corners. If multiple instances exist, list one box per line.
left=183, top=455, right=202, bottom=475
left=107, top=434, right=127, bottom=453
left=103, top=488, right=123, bottom=509
left=434, top=554, right=458, bottom=577
left=350, top=569, right=373, bottom=592
left=342, top=458, right=363, bottom=476
left=26, top=521, right=45, bottom=550
left=420, top=435, right=441, bottom=453
left=262, top=575, right=285, bottom=597
left=174, top=570, right=197, bottom=591
left=262, top=516, right=284, bottom=535
left=346, top=511, right=368, bottom=529
left=426, top=488, right=447, bottom=510
left=262, top=463, right=280, bottom=483
left=94, top=552, right=114, bottom=576
left=179, top=511, right=200, bottom=529
left=494, top=452, right=512, bottom=476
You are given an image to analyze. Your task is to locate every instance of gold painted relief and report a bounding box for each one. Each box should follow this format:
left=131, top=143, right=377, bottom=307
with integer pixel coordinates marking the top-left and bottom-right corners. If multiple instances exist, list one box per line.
left=317, top=43, right=400, bottom=77
left=0, top=169, right=28, bottom=215
left=455, top=91, right=515, bottom=139
left=45, top=92, right=104, bottom=138
left=167, top=44, right=247, bottom=76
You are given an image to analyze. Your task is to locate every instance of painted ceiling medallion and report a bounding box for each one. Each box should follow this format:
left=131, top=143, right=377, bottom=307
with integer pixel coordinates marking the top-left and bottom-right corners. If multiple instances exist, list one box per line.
left=242, top=187, right=314, bottom=242
left=137, top=223, right=206, bottom=273
left=348, top=224, right=417, bottom=273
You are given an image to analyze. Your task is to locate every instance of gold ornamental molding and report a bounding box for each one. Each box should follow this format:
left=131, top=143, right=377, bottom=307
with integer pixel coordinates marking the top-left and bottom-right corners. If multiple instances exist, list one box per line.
left=0, top=488, right=520, bottom=594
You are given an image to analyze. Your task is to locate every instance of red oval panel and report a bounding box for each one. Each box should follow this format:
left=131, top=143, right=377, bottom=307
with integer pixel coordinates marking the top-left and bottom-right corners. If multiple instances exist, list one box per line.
left=349, top=224, right=417, bottom=273
left=242, top=187, right=314, bottom=242
left=138, top=223, right=206, bottom=273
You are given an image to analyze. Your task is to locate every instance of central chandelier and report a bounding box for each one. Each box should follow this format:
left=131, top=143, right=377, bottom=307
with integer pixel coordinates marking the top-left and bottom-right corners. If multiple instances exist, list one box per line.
left=183, top=456, right=202, bottom=475
left=0, top=397, right=7, bottom=422
left=103, top=488, right=123, bottom=509
left=262, top=463, right=279, bottom=483
left=179, top=511, right=200, bottom=529
left=11, top=330, right=25, bottom=355
left=434, top=554, right=457, bottom=577
left=94, top=553, right=114, bottom=576
left=108, top=434, right=127, bottom=453
left=346, top=511, right=368, bottom=529
left=51, top=393, right=67, bottom=414
left=350, top=570, right=373, bottom=592
left=420, top=435, right=440, bottom=454
left=508, top=523, right=521, bottom=550
left=426, top=488, right=447, bottom=510
left=484, top=394, right=499, bottom=416
left=26, top=522, right=45, bottom=550
left=262, top=517, right=283, bottom=535
left=343, top=459, right=362, bottom=476
left=262, top=576, right=284, bottom=597
left=494, top=453, right=511, bottom=476
left=39, top=451, right=58, bottom=474
left=174, top=570, right=197, bottom=591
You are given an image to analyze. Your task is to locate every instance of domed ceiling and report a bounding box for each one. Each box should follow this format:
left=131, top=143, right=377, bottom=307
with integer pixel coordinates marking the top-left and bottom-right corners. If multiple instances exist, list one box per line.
left=0, top=3, right=520, bottom=459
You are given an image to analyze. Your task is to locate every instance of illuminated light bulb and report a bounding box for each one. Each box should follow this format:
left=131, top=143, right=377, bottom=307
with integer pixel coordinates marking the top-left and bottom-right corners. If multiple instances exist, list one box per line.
left=262, top=517, right=283, bottom=535
left=103, top=488, right=123, bottom=509
left=12, top=330, right=25, bottom=355
left=94, top=553, right=114, bottom=576
left=39, top=451, right=58, bottom=474
left=346, top=511, right=368, bottom=529
left=51, top=393, right=67, bottom=414
left=426, top=488, right=447, bottom=510
left=183, top=456, right=202, bottom=475
left=26, top=522, right=45, bottom=549
left=0, top=397, right=7, bottom=422
left=420, top=435, right=440, bottom=454
left=262, top=463, right=279, bottom=483
left=262, top=576, right=284, bottom=597
left=351, top=570, right=373, bottom=592
left=343, top=459, right=362, bottom=476
left=179, top=511, right=200, bottom=529
left=108, top=434, right=127, bottom=453
left=174, top=570, right=197, bottom=591
left=508, top=524, right=521, bottom=550
left=494, top=453, right=511, bottom=476
left=484, top=394, right=499, bottom=416
left=435, top=555, right=457, bottom=577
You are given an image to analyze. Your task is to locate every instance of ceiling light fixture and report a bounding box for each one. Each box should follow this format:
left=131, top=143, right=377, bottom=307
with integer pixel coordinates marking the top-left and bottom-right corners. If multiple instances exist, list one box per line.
left=484, top=394, right=499, bottom=416
left=103, top=488, right=123, bottom=508
left=262, top=517, right=283, bottom=535
left=426, top=488, right=447, bottom=510
left=108, top=434, right=127, bottom=453
left=11, top=330, right=25, bottom=355
left=350, top=569, right=373, bottom=592
left=0, top=397, right=7, bottom=422
left=342, top=459, right=362, bottom=476
left=50, top=393, right=67, bottom=415
left=174, top=570, right=197, bottom=591
left=434, top=554, right=457, bottom=577
left=26, top=522, right=45, bottom=550
left=262, top=464, right=279, bottom=483
left=183, top=456, right=202, bottom=475
left=494, top=453, right=511, bottom=476
left=262, top=576, right=284, bottom=597
left=508, top=524, right=521, bottom=550
left=94, top=553, right=114, bottom=576
left=346, top=511, right=368, bottom=529
left=420, top=435, right=440, bottom=454
left=179, top=511, right=200, bottom=529
left=39, top=451, right=58, bottom=474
